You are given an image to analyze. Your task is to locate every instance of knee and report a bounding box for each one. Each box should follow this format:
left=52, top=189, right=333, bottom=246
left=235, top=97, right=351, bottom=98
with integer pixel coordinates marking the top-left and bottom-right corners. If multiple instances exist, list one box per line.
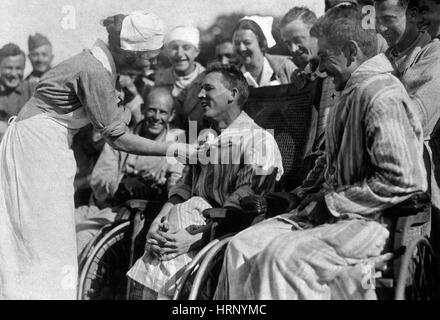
left=257, top=236, right=308, bottom=271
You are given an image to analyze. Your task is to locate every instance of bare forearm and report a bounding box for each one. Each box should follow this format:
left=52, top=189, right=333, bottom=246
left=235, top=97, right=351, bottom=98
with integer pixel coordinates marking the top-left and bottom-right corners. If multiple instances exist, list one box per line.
left=107, top=132, right=172, bottom=156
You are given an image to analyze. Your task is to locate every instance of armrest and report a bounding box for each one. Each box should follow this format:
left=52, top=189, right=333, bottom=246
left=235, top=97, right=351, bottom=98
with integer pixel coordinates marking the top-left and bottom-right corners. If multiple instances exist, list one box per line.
left=125, top=199, right=149, bottom=211
left=240, top=192, right=301, bottom=218
left=383, top=192, right=430, bottom=219
left=204, top=207, right=263, bottom=239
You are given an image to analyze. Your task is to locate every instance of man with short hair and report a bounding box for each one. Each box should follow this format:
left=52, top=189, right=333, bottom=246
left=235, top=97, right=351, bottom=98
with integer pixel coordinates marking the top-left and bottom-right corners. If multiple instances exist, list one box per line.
left=128, top=64, right=284, bottom=299
left=418, top=0, right=440, bottom=37
left=25, top=33, right=54, bottom=85
left=215, top=6, right=427, bottom=300
left=215, top=38, right=237, bottom=65
left=279, top=6, right=338, bottom=198
left=75, top=87, right=185, bottom=257
left=399, top=0, right=440, bottom=286
left=374, top=0, right=431, bottom=76
left=155, top=26, right=206, bottom=130
left=326, top=0, right=390, bottom=54
left=0, top=43, right=35, bottom=117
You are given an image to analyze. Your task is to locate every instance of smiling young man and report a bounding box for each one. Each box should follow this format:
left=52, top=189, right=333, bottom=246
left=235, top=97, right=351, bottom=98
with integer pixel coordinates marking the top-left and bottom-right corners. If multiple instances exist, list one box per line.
left=75, top=87, right=185, bottom=256
left=214, top=5, right=426, bottom=300
left=127, top=64, right=284, bottom=300
left=0, top=43, right=35, bottom=117
left=418, top=0, right=440, bottom=37
left=215, top=38, right=237, bottom=66
left=374, top=0, right=431, bottom=76
left=277, top=7, right=338, bottom=199
left=24, top=33, right=54, bottom=85
left=397, top=1, right=440, bottom=283
left=155, top=26, right=206, bottom=130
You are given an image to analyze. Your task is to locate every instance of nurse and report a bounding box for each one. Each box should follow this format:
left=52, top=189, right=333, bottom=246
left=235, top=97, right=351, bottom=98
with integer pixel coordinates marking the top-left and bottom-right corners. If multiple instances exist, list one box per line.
left=0, top=12, right=192, bottom=299
left=232, top=15, right=297, bottom=88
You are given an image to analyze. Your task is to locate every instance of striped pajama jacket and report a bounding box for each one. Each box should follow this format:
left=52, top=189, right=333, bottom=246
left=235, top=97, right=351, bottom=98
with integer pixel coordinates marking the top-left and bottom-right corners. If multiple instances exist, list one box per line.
left=215, top=53, right=427, bottom=300
left=127, top=111, right=284, bottom=297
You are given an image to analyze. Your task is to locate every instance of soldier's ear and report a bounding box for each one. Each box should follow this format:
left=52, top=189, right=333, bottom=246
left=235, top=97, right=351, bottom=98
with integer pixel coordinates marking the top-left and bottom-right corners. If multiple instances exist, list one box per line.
left=168, top=108, right=176, bottom=123
left=228, top=88, right=239, bottom=104
left=407, top=6, right=419, bottom=24
left=343, top=40, right=358, bottom=66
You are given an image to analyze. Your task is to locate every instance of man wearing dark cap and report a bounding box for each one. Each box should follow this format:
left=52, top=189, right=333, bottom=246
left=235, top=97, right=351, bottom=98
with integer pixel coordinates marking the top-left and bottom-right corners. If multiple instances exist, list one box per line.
left=0, top=43, right=35, bottom=117
left=25, top=33, right=54, bottom=85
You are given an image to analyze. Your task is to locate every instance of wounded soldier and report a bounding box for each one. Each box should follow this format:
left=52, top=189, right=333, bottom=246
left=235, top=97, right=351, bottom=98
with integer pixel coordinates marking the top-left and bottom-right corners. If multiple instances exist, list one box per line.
left=214, top=6, right=427, bottom=300
left=75, top=87, right=185, bottom=257
left=127, top=64, right=284, bottom=299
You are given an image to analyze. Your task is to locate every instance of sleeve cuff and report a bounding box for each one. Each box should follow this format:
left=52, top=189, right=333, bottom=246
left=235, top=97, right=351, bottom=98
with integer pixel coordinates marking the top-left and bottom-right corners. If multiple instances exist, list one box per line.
left=99, top=108, right=131, bottom=139
left=324, top=191, right=342, bottom=218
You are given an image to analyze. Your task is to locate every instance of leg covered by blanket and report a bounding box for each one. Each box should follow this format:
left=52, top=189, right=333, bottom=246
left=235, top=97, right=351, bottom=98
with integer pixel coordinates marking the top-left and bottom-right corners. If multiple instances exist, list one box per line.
left=215, top=215, right=389, bottom=300
left=127, top=196, right=212, bottom=297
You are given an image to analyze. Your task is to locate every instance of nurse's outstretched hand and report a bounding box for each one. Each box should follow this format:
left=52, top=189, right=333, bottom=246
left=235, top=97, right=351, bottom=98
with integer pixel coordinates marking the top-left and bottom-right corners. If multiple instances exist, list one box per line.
left=167, top=142, right=199, bottom=164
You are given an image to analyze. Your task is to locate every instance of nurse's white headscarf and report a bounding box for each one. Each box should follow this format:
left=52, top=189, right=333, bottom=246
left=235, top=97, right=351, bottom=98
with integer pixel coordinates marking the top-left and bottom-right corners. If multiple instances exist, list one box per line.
left=240, top=15, right=276, bottom=48
left=164, top=26, right=200, bottom=49
left=119, top=12, right=165, bottom=52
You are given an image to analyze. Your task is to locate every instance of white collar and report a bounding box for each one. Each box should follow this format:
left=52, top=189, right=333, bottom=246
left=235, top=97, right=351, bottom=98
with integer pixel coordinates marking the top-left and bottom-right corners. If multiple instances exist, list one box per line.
left=90, top=39, right=117, bottom=76
left=241, top=57, right=280, bottom=88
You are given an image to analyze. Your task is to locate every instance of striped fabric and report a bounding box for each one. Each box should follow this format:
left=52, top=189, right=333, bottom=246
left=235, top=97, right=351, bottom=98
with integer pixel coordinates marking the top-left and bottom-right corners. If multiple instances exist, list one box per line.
left=243, top=219, right=389, bottom=300
left=169, top=111, right=284, bottom=209
left=324, top=54, right=427, bottom=218
left=127, top=112, right=284, bottom=298
left=214, top=54, right=427, bottom=300
left=127, top=196, right=212, bottom=297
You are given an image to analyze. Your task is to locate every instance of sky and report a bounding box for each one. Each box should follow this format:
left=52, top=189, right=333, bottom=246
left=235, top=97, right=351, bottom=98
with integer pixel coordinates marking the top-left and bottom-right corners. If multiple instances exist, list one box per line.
left=0, top=0, right=325, bottom=75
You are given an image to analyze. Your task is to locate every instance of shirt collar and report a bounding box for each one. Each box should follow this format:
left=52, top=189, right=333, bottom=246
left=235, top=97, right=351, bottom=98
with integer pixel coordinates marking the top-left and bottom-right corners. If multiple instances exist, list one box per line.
left=223, top=111, right=253, bottom=131
left=90, top=39, right=117, bottom=79
left=241, top=57, right=279, bottom=88
left=341, top=53, right=394, bottom=95
left=0, top=81, right=22, bottom=95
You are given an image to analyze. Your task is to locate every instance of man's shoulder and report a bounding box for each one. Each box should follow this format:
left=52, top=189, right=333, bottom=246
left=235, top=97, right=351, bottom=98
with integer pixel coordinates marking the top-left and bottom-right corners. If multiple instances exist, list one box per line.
left=350, top=70, right=405, bottom=113
left=43, top=51, right=98, bottom=80
left=413, top=38, right=440, bottom=62
left=364, top=75, right=404, bottom=101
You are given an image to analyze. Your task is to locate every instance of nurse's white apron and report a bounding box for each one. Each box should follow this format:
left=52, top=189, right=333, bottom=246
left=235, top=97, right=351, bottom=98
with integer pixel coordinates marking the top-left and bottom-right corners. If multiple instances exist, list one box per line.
left=0, top=107, right=89, bottom=299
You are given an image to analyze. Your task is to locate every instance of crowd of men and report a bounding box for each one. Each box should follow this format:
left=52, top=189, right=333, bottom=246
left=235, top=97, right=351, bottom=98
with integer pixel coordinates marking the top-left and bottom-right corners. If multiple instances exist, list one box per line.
left=1, top=0, right=440, bottom=299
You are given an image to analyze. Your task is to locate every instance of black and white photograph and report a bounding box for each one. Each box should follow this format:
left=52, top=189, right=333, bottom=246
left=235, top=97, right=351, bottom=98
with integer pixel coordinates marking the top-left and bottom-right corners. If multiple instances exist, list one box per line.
left=0, top=0, right=440, bottom=305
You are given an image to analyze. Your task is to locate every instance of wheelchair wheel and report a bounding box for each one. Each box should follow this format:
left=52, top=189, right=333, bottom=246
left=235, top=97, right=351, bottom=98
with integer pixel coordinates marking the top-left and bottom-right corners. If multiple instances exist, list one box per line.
left=77, top=221, right=132, bottom=300
left=172, top=238, right=222, bottom=300
left=188, top=236, right=233, bottom=300
left=78, top=223, right=116, bottom=272
left=395, top=236, right=436, bottom=300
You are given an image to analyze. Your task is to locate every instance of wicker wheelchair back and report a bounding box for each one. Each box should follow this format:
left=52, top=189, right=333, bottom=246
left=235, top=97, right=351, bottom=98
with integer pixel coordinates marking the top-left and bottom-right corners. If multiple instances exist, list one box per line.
left=244, top=82, right=319, bottom=191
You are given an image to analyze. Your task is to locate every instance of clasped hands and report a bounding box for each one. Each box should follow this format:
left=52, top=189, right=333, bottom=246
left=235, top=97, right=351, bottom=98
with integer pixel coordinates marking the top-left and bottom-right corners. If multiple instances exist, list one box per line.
left=145, top=216, right=209, bottom=261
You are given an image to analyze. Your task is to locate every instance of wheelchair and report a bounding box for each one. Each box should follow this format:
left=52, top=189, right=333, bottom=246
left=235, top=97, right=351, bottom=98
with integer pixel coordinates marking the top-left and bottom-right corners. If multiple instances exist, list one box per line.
left=77, top=198, right=165, bottom=300
left=173, top=144, right=439, bottom=300
left=77, top=81, right=320, bottom=300
left=173, top=191, right=438, bottom=300
left=172, top=82, right=439, bottom=301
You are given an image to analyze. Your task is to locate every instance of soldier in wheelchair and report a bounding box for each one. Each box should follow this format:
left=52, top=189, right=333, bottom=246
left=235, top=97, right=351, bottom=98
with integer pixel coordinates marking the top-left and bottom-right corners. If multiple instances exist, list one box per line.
left=126, top=63, right=284, bottom=300
left=212, top=6, right=431, bottom=300
left=75, top=86, right=185, bottom=258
